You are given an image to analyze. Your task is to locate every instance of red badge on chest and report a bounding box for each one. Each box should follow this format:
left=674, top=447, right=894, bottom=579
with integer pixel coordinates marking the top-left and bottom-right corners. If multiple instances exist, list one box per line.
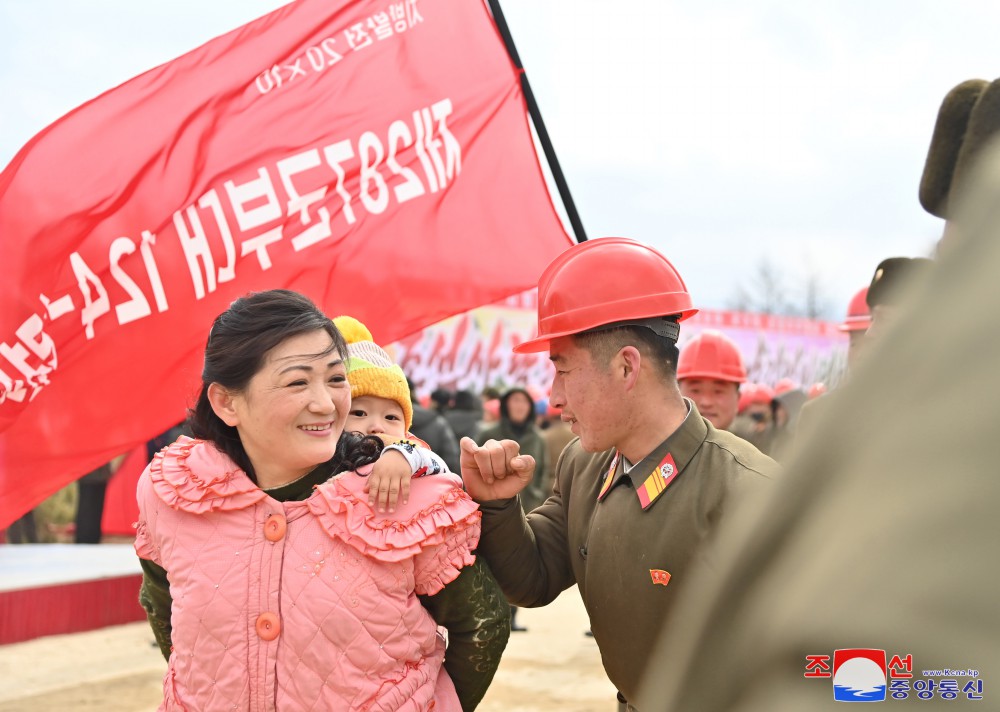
left=649, top=569, right=672, bottom=586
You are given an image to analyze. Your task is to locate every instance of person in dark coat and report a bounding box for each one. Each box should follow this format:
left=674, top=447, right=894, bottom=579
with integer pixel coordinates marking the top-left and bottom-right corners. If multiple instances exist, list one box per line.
left=407, top=378, right=461, bottom=472
left=74, top=455, right=126, bottom=544
left=445, top=389, right=484, bottom=445
left=475, top=388, right=549, bottom=513
left=636, top=137, right=1000, bottom=712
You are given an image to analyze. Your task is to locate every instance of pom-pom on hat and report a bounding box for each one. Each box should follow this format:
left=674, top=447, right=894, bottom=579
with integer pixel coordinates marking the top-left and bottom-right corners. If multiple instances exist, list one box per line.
left=332, top=315, right=413, bottom=431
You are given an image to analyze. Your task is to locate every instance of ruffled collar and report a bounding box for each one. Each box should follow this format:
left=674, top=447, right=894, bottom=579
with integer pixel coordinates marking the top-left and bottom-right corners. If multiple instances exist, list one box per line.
left=148, top=435, right=268, bottom=513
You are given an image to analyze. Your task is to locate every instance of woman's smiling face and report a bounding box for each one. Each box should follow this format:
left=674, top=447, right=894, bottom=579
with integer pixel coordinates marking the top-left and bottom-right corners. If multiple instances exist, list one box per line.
left=220, top=329, right=350, bottom=487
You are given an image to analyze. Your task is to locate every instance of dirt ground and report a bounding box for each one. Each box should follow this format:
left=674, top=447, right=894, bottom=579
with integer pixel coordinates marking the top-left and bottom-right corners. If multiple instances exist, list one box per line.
left=0, top=587, right=617, bottom=711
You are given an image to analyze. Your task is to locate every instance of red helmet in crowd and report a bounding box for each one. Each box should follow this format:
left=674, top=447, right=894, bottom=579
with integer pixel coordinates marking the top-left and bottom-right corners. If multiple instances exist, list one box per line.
left=739, top=383, right=775, bottom=412
left=838, top=287, right=872, bottom=333
left=754, top=384, right=776, bottom=403
left=774, top=377, right=799, bottom=396
left=677, top=330, right=747, bottom=383
left=513, top=238, right=698, bottom=353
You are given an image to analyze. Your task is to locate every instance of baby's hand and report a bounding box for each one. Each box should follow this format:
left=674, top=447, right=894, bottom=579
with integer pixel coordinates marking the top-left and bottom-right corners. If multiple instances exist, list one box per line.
left=364, top=449, right=411, bottom=513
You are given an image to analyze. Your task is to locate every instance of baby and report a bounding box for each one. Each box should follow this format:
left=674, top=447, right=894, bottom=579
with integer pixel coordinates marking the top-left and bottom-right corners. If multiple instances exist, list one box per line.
left=334, top=316, right=447, bottom=509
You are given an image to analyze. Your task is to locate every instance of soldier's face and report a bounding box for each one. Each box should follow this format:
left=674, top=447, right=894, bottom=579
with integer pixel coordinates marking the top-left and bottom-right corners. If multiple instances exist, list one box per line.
left=547, top=336, right=622, bottom=452
left=679, top=378, right=740, bottom=431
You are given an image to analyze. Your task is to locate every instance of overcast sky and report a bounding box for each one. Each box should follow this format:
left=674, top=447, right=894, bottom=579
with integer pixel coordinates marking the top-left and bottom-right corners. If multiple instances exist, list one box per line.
left=2, top=1, right=999, bottom=318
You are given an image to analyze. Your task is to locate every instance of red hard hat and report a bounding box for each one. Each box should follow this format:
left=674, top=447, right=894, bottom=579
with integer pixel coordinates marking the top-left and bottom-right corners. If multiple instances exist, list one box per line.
left=677, top=330, right=747, bottom=383
left=774, top=377, right=799, bottom=396
left=513, top=238, right=698, bottom=353
left=749, top=383, right=775, bottom=404
left=838, top=287, right=872, bottom=332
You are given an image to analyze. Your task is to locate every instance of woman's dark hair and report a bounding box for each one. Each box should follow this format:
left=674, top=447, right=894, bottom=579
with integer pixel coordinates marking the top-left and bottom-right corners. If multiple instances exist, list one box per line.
left=187, top=290, right=347, bottom=479
left=453, top=389, right=481, bottom=412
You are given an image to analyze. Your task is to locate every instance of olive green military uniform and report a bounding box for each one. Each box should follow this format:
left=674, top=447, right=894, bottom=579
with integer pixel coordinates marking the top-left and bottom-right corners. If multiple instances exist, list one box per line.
left=636, top=145, right=1000, bottom=712
left=476, top=399, right=777, bottom=704
left=540, top=421, right=575, bottom=497
left=729, top=414, right=778, bottom=457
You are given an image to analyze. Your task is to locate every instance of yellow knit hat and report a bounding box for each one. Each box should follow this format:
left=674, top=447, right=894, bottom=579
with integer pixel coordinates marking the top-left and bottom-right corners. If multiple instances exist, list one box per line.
left=332, top=315, right=413, bottom=431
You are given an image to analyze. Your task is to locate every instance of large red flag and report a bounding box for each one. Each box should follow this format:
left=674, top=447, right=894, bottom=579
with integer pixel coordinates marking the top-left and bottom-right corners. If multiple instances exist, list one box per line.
left=0, top=0, right=573, bottom=528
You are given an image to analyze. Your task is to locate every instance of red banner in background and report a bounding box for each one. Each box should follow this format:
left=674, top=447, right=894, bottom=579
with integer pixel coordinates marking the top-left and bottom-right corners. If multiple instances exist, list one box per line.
left=0, top=0, right=573, bottom=528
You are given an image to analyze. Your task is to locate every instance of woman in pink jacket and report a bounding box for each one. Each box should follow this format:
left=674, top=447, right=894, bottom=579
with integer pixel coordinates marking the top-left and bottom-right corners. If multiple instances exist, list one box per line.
left=135, top=289, right=509, bottom=711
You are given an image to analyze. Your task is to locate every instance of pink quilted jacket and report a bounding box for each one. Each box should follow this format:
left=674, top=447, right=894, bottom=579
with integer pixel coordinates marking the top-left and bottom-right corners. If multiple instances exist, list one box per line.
left=134, top=436, right=480, bottom=711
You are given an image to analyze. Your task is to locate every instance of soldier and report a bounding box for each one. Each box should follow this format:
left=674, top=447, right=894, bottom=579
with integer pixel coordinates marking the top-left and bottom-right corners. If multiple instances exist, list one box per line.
left=635, top=137, right=1000, bottom=712
left=730, top=382, right=777, bottom=456
left=459, top=238, right=778, bottom=711
left=676, top=330, right=748, bottom=432
left=864, top=257, right=933, bottom=342
left=797, top=258, right=930, bottom=448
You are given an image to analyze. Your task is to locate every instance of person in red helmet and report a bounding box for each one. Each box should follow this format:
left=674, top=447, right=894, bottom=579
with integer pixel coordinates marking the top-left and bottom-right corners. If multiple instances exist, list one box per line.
left=773, top=378, right=798, bottom=396
left=458, top=238, right=777, bottom=711
left=839, top=286, right=872, bottom=370
left=677, top=330, right=747, bottom=432
left=732, top=382, right=778, bottom=456
left=797, top=287, right=871, bottom=438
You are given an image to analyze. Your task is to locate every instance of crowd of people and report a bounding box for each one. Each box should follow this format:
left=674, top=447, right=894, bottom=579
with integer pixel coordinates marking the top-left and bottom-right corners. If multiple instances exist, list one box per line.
left=7, top=75, right=999, bottom=712
left=5, top=237, right=984, bottom=709
left=5, top=234, right=987, bottom=711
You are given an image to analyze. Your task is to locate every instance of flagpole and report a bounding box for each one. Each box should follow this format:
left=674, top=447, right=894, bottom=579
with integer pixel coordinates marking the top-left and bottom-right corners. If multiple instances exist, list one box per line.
left=487, top=0, right=588, bottom=243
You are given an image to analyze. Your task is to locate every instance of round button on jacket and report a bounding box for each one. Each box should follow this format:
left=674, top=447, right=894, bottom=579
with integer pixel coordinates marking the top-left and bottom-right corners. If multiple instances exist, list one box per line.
left=255, top=612, right=280, bottom=641
left=264, top=513, right=287, bottom=542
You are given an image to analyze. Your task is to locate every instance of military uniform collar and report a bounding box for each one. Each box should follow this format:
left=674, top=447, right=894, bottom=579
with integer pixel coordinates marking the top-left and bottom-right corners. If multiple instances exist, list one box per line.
left=597, top=398, right=708, bottom=510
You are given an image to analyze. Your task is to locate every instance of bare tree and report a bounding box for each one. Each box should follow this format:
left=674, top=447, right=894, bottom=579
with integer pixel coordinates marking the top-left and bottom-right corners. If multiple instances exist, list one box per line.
left=729, top=258, right=833, bottom=319
left=800, top=267, right=831, bottom=320
left=727, top=258, right=794, bottom=315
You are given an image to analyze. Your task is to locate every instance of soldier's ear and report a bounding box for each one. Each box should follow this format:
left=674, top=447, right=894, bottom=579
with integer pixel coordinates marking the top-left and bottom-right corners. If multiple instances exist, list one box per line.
left=615, top=345, right=642, bottom=391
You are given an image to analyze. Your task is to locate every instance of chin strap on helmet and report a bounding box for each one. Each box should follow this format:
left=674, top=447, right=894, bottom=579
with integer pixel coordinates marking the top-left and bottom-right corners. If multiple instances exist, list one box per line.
left=584, top=315, right=680, bottom=342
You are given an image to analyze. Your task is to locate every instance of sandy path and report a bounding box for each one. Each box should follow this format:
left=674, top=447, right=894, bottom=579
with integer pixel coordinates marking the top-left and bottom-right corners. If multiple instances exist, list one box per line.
left=0, top=587, right=616, bottom=711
